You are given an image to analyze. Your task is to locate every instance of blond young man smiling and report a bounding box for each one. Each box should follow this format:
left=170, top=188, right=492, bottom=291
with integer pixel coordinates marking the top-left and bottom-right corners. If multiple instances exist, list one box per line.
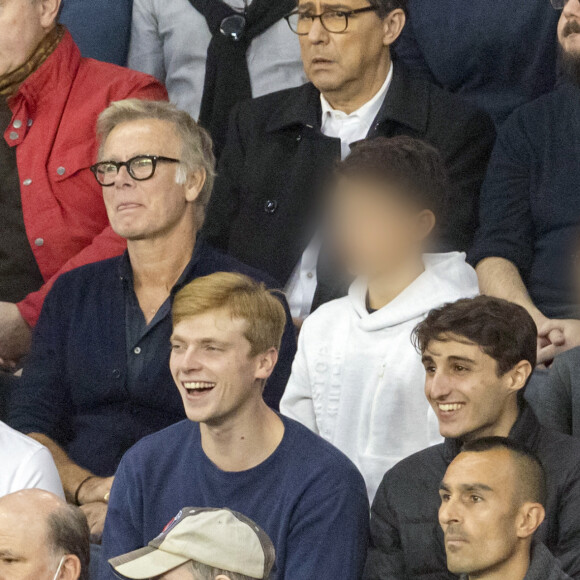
left=100, top=273, right=369, bottom=580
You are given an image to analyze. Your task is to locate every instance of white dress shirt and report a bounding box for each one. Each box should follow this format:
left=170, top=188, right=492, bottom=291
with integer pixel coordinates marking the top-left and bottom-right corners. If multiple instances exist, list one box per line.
left=286, top=64, right=394, bottom=319
left=128, top=0, right=307, bottom=120
left=0, top=421, right=64, bottom=498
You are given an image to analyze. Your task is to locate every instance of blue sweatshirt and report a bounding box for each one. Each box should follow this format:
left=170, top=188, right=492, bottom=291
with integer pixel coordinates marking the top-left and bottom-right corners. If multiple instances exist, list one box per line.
left=393, top=0, right=559, bottom=126
left=99, top=416, right=370, bottom=580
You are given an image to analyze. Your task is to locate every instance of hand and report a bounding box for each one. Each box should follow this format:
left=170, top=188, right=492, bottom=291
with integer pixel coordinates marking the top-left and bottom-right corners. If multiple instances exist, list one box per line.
left=0, top=302, right=31, bottom=367
left=80, top=501, right=109, bottom=544
left=537, top=318, right=580, bottom=365
left=77, top=475, right=114, bottom=506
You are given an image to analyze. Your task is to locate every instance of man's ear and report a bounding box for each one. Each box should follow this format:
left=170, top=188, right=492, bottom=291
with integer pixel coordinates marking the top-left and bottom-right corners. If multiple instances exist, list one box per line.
left=505, top=360, right=532, bottom=395
left=382, top=8, right=406, bottom=46
left=184, top=169, right=206, bottom=203
left=38, top=0, right=62, bottom=30
left=515, top=503, right=545, bottom=539
left=254, top=347, right=279, bottom=382
left=415, top=209, right=436, bottom=243
left=59, top=554, right=81, bottom=580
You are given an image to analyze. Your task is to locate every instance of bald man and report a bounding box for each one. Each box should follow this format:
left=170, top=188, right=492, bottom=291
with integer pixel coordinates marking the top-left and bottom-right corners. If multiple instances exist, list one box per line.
left=439, top=437, right=570, bottom=580
left=0, top=489, right=89, bottom=580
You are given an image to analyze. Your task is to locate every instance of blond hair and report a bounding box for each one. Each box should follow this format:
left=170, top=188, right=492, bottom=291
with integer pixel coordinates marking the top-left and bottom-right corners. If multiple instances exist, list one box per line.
left=173, top=273, right=286, bottom=356
left=96, top=99, right=216, bottom=226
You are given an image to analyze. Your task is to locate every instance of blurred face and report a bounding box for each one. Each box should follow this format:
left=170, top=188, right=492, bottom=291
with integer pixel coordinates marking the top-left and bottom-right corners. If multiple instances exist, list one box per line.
left=558, top=0, right=580, bottom=59
left=422, top=335, right=519, bottom=441
left=170, top=309, right=275, bottom=425
left=298, top=0, right=392, bottom=104
left=439, top=450, right=521, bottom=577
left=330, top=176, right=433, bottom=278
left=101, top=119, right=199, bottom=242
left=0, top=503, right=59, bottom=580
left=0, top=0, right=58, bottom=77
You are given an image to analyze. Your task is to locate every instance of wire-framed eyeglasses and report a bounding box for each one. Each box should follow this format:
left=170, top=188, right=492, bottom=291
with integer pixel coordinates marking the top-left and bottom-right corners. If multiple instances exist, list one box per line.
left=90, top=155, right=181, bottom=186
left=285, top=6, right=378, bottom=35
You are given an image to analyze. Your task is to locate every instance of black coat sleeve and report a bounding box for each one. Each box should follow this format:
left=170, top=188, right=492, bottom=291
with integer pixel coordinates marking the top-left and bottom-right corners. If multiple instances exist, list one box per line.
left=436, top=105, right=496, bottom=252
left=202, top=101, right=246, bottom=251
left=363, top=472, right=408, bottom=580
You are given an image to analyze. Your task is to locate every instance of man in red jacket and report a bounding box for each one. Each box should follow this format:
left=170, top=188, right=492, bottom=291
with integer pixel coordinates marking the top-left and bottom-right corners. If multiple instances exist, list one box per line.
left=0, top=0, right=167, bottom=366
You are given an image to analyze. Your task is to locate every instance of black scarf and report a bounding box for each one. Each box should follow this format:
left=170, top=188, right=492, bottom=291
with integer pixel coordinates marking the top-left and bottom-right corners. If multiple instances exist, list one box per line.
left=188, top=0, right=297, bottom=155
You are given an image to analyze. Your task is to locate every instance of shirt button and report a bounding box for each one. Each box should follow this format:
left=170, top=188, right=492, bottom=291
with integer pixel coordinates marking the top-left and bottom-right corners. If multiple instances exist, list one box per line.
left=112, top=369, right=121, bottom=379
left=133, top=347, right=141, bottom=355
left=12, top=120, right=22, bottom=129
left=307, top=272, right=314, bottom=279
left=27, top=119, right=33, bottom=127
left=9, top=132, right=18, bottom=140
left=56, top=166, right=66, bottom=176
left=34, top=238, right=44, bottom=247
left=264, top=200, right=278, bottom=214
left=23, top=178, right=32, bottom=186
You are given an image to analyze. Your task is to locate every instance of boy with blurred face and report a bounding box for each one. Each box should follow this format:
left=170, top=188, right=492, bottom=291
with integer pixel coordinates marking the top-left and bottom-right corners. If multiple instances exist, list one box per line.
left=364, top=296, right=580, bottom=580
left=100, top=273, right=370, bottom=580
left=439, top=438, right=570, bottom=580
left=281, top=136, right=478, bottom=501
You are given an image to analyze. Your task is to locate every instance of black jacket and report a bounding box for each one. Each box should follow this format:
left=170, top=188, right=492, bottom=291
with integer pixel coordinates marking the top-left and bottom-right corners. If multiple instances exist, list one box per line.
left=364, top=404, right=580, bottom=580
left=203, top=66, right=496, bottom=289
left=458, top=543, right=571, bottom=580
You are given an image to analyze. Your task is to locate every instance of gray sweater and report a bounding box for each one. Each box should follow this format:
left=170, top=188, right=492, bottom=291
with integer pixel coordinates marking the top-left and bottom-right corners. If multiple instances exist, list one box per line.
left=526, top=347, right=580, bottom=437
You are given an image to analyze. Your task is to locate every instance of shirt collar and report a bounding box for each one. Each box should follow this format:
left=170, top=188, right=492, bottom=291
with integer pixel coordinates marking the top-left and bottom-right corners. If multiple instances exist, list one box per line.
left=320, top=62, right=393, bottom=128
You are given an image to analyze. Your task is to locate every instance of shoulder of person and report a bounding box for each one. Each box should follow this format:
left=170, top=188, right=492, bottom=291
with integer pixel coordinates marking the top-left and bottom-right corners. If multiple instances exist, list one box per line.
left=231, top=82, right=316, bottom=129
left=536, top=423, right=580, bottom=475
left=121, top=419, right=197, bottom=465
left=197, top=242, right=284, bottom=290
left=300, top=298, right=351, bottom=333
left=49, top=255, right=123, bottom=296
left=0, top=421, right=49, bottom=458
left=282, top=416, right=366, bottom=483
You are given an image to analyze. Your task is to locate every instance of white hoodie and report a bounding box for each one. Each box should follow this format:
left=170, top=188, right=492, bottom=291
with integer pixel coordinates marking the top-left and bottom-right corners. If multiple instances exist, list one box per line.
left=280, top=252, right=479, bottom=501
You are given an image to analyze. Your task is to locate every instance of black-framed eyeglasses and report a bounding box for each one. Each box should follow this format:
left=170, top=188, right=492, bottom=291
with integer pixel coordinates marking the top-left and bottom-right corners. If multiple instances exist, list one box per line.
left=285, top=6, right=378, bottom=35
left=90, top=155, right=181, bottom=186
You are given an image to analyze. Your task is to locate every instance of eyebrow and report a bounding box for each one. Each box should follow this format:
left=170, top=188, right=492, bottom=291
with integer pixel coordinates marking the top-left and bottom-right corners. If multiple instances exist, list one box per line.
left=447, top=356, right=477, bottom=365
left=440, top=483, right=494, bottom=494
left=170, top=335, right=232, bottom=348
left=0, top=550, right=18, bottom=558
left=299, top=2, right=354, bottom=9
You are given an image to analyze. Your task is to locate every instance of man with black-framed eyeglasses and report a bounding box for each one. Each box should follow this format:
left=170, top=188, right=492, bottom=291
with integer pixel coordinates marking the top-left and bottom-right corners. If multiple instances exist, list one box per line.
left=8, top=99, right=297, bottom=547
left=203, top=0, right=495, bottom=326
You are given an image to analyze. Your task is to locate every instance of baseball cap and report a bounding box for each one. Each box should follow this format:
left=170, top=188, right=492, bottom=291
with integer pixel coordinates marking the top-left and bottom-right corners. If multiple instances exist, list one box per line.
left=108, top=507, right=276, bottom=579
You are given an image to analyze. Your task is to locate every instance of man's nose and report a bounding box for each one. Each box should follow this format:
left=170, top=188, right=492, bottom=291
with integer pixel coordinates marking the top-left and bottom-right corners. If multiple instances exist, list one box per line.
left=426, top=371, right=451, bottom=400
left=307, top=16, right=329, bottom=43
left=439, top=498, right=461, bottom=526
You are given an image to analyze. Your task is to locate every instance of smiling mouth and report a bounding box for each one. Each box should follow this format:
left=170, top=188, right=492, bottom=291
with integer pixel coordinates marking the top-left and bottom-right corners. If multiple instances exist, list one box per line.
left=183, top=381, right=216, bottom=395
left=437, top=403, right=465, bottom=412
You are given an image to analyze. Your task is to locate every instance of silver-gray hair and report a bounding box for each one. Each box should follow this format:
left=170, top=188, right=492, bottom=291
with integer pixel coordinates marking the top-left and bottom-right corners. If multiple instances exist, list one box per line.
left=96, top=99, right=216, bottom=226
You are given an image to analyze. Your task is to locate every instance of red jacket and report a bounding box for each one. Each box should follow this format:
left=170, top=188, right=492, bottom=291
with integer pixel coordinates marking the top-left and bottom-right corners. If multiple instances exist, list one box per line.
left=5, top=31, right=167, bottom=326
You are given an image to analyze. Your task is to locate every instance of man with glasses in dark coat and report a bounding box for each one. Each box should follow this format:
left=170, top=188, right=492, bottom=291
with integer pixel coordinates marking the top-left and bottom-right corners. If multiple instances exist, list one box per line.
left=202, top=0, right=495, bottom=325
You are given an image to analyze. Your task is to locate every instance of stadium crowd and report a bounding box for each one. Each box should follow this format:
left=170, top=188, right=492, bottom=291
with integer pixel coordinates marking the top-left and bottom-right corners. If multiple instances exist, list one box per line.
left=1, top=0, right=580, bottom=579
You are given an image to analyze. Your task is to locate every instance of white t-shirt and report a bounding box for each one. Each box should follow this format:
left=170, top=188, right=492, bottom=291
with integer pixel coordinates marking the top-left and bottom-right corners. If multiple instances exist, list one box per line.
left=0, top=421, right=64, bottom=498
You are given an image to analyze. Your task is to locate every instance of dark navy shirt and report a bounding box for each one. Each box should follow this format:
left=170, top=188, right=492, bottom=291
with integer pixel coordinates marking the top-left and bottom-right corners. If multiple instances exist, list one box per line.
left=393, top=0, right=559, bottom=126
left=9, top=242, right=296, bottom=476
left=470, top=82, right=580, bottom=319
left=99, top=416, right=370, bottom=580
left=60, top=0, right=133, bottom=66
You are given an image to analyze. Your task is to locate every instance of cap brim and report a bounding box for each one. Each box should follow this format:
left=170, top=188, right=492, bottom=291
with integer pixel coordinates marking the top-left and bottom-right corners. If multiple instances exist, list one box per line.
left=109, top=546, right=190, bottom=579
